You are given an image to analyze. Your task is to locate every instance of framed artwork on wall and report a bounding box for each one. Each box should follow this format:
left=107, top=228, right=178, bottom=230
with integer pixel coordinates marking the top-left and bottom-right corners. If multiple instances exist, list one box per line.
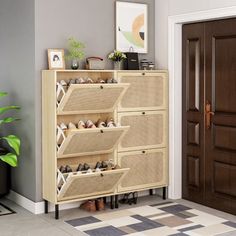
left=47, top=49, right=65, bottom=70
left=116, top=1, right=148, bottom=53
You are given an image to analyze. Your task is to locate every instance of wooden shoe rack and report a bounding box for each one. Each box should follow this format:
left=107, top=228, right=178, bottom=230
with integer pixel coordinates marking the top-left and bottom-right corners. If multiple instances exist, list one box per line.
left=42, top=70, right=168, bottom=219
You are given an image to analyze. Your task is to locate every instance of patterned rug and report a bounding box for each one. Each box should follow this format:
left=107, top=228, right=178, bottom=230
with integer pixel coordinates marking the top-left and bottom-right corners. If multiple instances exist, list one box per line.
left=66, top=202, right=236, bottom=236
left=0, top=203, right=15, bottom=216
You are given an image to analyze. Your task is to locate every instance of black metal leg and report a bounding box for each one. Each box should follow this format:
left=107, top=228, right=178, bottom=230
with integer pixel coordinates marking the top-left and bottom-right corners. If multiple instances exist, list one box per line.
left=110, top=196, right=114, bottom=209
left=163, top=187, right=167, bottom=200
left=149, top=189, right=153, bottom=196
left=115, top=195, right=119, bottom=209
left=103, top=197, right=106, bottom=204
left=55, top=204, right=59, bottom=220
left=44, top=200, right=48, bottom=214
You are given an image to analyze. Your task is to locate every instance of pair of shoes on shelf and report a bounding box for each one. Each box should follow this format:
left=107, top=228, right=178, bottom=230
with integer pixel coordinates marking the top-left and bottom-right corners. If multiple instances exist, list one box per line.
left=68, top=77, right=94, bottom=85
left=77, top=163, right=92, bottom=173
left=106, top=78, right=118, bottom=84
left=96, top=118, right=116, bottom=128
left=59, top=165, right=72, bottom=174
left=95, top=161, right=120, bottom=171
left=80, top=198, right=105, bottom=212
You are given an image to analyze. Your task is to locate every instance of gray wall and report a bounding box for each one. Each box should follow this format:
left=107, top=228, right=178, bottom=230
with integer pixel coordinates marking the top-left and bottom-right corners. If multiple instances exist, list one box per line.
left=0, top=0, right=36, bottom=201
left=155, top=0, right=236, bottom=69
left=34, top=0, right=155, bottom=202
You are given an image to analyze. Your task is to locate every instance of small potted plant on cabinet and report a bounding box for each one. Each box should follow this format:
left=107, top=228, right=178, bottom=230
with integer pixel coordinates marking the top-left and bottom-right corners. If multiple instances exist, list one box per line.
left=66, top=37, right=85, bottom=70
left=0, top=92, right=21, bottom=197
left=108, top=50, right=127, bottom=70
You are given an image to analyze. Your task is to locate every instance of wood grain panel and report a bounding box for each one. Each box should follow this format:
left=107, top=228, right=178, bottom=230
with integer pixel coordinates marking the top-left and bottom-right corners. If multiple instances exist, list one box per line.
left=186, top=39, right=200, bottom=112
left=187, top=156, right=200, bottom=188
left=187, top=122, right=200, bottom=146
left=214, top=125, right=236, bottom=151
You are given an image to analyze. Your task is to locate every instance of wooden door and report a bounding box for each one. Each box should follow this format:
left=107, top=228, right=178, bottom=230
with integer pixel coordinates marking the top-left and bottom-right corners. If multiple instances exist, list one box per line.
left=183, top=18, right=236, bottom=215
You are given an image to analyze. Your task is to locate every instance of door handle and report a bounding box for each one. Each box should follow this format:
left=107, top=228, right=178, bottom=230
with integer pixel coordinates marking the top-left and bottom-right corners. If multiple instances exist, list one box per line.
left=205, top=101, right=214, bottom=129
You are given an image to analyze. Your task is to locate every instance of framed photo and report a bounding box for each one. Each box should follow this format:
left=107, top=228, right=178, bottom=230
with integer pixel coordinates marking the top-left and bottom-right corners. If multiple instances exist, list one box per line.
left=116, top=2, right=148, bottom=53
left=47, top=49, right=65, bottom=70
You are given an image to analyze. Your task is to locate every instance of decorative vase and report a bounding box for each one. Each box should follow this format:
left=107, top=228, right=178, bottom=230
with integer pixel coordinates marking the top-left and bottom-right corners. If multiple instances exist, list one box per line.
left=114, top=61, right=122, bottom=70
left=71, top=59, right=79, bottom=70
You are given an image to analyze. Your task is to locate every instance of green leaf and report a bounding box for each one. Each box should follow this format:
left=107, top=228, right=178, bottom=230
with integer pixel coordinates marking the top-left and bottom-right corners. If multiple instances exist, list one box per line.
left=2, top=135, right=20, bottom=155
left=0, top=117, right=20, bottom=125
left=0, top=106, right=20, bottom=115
left=0, top=92, right=7, bottom=98
left=0, top=153, right=17, bottom=167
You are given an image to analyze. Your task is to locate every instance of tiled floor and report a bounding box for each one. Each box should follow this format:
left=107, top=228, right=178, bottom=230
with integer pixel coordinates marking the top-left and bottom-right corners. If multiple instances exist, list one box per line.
left=0, top=196, right=235, bottom=236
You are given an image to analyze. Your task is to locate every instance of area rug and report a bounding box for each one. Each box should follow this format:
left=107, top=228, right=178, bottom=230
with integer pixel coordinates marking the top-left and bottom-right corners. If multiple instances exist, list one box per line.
left=65, top=202, right=236, bottom=236
left=0, top=203, right=15, bottom=216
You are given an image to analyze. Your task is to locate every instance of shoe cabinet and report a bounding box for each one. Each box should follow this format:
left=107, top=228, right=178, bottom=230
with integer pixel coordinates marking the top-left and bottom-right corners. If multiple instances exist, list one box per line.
left=42, top=70, right=130, bottom=218
left=116, top=71, right=169, bottom=196
left=42, top=70, right=168, bottom=219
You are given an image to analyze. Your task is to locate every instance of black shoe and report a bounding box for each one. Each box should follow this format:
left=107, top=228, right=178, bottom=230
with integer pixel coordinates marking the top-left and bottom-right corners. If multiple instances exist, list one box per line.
left=101, top=161, right=108, bottom=169
left=77, top=164, right=84, bottom=172
left=83, top=163, right=90, bottom=171
left=95, top=162, right=102, bottom=169
left=65, top=165, right=72, bottom=173
left=59, top=166, right=67, bottom=173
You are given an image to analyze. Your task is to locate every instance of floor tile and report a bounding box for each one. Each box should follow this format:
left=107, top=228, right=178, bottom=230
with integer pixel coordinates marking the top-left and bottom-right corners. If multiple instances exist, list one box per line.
left=85, top=225, right=127, bottom=236
left=155, top=215, right=192, bottom=227
left=105, top=216, right=141, bottom=227
left=66, top=216, right=101, bottom=227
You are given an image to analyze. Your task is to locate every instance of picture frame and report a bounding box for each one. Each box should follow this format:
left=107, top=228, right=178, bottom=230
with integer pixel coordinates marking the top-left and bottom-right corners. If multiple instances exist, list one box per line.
left=116, top=2, right=148, bottom=54
left=47, top=49, right=65, bottom=70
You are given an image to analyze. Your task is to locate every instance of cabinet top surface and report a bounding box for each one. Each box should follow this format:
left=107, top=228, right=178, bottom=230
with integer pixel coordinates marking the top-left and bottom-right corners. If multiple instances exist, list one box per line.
left=42, top=69, right=168, bottom=73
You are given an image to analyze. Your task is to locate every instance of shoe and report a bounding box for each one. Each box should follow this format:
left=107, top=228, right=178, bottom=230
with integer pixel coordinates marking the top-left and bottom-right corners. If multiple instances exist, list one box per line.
left=85, top=77, right=94, bottom=84
left=60, top=123, right=67, bottom=130
left=75, top=78, right=85, bottom=84
left=68, top=79, right=76, bottom=86
left=80, top=200, right=96, bottom=212
left=83, top=163, right=90, bottom=171
left=96, top=198, right=105, bottom=211
left=101, top=161, right=108, bottom=169
left=97, top=78, right=105, bottom=84
left=78, top=120, right=86, bottom=129
left=106, top=118, right=116, bottom=128
left=77, top=163, right=84, bottom=172
left=86, top=120, right=96, bottom=128
left=95, top=161, right=102, bottom=169
left=59, top=166, right=67, bottom=173
left=96, top=119, right=106, bottom=128
left=65, top=165, right=73, bottom=173
left=68, top=122, right=77, bottom=130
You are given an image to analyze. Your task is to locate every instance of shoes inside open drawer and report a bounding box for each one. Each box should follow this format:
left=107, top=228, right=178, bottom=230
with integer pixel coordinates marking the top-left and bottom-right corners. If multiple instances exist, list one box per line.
left=57, top=126, right=130, bottom=158
left=57, top=84, right=129, bottom=115
left=57, top=168, right=129, bottom=201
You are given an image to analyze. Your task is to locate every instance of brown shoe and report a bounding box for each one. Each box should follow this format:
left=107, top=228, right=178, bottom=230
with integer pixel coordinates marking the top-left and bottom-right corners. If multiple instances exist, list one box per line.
left=96, top=198, right=105, bottom=211
left=80, top=200, right=96, bottom=212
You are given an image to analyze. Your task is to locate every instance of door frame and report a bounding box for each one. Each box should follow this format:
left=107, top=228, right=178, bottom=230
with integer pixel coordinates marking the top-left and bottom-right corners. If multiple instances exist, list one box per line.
left=168, top=6, right=236, bottom=199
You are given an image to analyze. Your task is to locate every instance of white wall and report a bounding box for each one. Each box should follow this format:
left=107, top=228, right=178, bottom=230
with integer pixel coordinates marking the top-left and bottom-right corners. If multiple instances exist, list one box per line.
left=155, top=0, right=236, bottom=69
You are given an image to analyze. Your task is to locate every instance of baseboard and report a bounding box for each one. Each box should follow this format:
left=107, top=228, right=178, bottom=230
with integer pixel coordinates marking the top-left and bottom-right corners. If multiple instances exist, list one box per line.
left=6, top=189, right=162, bottom=214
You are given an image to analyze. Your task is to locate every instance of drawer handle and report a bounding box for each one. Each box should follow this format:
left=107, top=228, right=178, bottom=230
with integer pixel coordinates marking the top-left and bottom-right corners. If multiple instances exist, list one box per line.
left=142, top=72, right=145, bottom=76
left=100, top=130, right=104, bottom=133
left=142, top=112, right=146, bottom=115
left=101, top=173, right=104, bottom=177
left=142, top=150, right=146, bottom=154
left=100, top=85, right=104, bottom=89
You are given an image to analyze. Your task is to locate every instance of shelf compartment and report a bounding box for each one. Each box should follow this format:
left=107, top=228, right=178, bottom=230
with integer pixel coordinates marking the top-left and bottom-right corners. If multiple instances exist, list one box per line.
left=117, top=149, right=168, bottom=193
left=57, top=168, right=129, bottom=201
left=58, top=126, right=130, bottom=158
left=118, top=111, right=167, bottom=152
left=117, top=72, right=168, bottom=112
left=57, top=84, right=129, bottom=115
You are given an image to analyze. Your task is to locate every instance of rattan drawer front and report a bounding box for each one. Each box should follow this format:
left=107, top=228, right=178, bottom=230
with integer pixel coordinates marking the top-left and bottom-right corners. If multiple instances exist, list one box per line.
left=117, top=72, right=167, bottom=112
left=58, top=168, right=129, bottom=201
left=118, top=111, right=167, bottom=152
left=57, top=84, right=129, bottom=115
left=58, top=127, right=129, bottom=158
left=117, top=149, right=168, bottom=192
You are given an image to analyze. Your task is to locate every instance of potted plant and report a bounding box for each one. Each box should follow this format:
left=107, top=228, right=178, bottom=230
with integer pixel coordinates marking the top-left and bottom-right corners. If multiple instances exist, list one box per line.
left=108, top=50, right=127, bottom=70
left=66, top=37, right=85, bottom=70
left=0, top=92, right=20, bottom=197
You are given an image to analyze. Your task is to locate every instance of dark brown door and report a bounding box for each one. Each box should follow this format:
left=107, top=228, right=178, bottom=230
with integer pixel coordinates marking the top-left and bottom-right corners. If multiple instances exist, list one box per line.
left=182, top=18, right=236, bottom=215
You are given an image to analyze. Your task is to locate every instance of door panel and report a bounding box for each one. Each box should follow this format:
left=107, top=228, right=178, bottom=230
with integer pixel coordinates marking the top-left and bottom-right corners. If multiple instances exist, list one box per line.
left=182, top=23, right=205, bottom=203
left=205, top=18, right=236, bottom=214
left=183, top=18, right=236, bottom=215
